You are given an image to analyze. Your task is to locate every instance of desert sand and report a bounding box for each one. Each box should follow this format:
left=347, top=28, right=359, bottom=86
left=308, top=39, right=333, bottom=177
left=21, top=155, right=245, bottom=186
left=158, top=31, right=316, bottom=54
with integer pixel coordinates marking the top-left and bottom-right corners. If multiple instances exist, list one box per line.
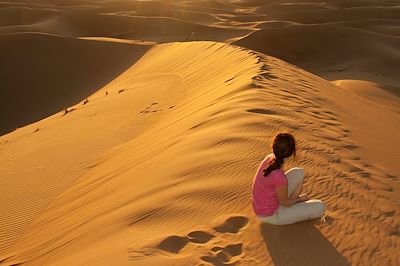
left=0, top=0, right=399, bottom=265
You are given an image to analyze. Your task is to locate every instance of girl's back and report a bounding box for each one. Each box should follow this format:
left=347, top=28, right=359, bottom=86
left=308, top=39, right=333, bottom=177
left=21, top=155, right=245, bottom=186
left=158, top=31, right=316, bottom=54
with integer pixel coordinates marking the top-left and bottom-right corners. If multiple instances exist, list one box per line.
left=252, top=154, right=288, bottom=217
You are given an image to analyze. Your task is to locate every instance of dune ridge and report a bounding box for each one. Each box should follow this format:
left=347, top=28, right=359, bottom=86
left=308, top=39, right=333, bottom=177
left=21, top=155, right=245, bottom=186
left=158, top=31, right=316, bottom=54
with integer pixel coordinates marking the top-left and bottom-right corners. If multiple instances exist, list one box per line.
left=1, top=40, right=399, bottom=265
left=0, top=32, right=150, bottom=136
left=1, top=0, right=398, bottom=128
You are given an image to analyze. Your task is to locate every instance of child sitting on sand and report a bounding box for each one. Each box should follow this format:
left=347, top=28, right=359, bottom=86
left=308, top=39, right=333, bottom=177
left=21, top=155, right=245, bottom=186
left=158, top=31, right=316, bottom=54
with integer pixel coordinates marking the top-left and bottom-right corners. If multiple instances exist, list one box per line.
left=252, top=132, right=325, bottom=225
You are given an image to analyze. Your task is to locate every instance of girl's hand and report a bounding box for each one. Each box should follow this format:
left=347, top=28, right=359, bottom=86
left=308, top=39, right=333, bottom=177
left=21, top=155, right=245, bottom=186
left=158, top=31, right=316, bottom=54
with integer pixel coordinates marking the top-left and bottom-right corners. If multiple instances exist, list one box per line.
left=298, top=193, right=309, bottom=202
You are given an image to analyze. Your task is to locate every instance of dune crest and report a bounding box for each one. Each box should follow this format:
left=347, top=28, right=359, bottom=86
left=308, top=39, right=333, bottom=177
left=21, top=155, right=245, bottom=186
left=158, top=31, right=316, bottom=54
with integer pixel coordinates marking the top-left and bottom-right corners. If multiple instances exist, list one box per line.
left=0, top=32, right=150, bottom=136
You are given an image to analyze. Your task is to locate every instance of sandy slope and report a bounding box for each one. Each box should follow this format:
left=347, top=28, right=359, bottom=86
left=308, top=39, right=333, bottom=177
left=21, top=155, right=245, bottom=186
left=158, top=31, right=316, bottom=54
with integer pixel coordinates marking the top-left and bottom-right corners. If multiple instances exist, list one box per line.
left=332, top=79, right=400, bottom=115
left=0, top=32, right=150, bottom=136
left=1, top=41, right=399, bottom=265
left=2, top=0, right=398, bottom=118
left=1, top=0, right=399, bottom=265
left=230, top=0, right=400, bottom=112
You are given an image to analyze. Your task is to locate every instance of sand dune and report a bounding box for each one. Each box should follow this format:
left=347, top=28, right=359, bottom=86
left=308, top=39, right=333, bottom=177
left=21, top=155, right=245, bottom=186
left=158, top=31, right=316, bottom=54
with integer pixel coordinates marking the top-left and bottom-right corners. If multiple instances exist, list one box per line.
left=0, top=32, right=149, bottom=136
left=0, top=3, right=250, bottom=42
left=0, top=13, right=250, bottom=42
left=234, top=21, right=400, bottom=82
left=1, top=41, right=399, bottom=265
left=332, top=79, right=400, bottom=114
left=1, top=0, right=399, bottom=265
left=232, top=1, right=400, bottom=117
left=252, top=3, right=400, bottom=23
left=0, top=7, right=55, bottom=27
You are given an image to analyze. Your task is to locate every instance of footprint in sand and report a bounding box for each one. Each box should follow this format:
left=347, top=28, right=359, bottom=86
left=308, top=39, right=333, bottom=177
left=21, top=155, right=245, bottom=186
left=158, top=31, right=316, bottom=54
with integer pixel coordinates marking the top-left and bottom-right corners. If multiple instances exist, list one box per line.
left=157, top=231, right=215, bottom=254
left=201, top=243, right=243, bottom=265
left=199, top=215, right=248, bottom=265
left=129, top=230, right=216, bottom=259
left=61, top=108, right=75, bottom=117
left=187, top=230, right=215, bottom=244
left=213, top=215, right=249, bottom=234
left=157, top=235, right=189, bottom=254
left=139, top=102, right=162, bottom=115
left=128, top=215, right=248, bottom=263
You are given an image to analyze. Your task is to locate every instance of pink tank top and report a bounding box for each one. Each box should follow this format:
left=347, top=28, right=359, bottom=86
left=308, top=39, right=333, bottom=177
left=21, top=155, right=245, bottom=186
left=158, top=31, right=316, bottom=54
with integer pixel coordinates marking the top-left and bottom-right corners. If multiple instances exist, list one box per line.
left=251, top=154, right=288, bottom=216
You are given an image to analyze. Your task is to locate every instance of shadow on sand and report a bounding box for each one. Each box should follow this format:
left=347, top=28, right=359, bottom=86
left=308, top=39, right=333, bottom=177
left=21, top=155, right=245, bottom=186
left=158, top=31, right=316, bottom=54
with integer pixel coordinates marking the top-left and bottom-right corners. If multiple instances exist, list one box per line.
left=261, top=221, right=350, bottom=266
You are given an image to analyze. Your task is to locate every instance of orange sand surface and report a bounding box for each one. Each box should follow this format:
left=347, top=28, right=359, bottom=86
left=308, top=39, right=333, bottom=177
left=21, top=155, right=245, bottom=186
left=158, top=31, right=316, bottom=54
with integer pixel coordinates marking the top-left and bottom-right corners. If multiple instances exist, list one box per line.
left=0, top=1, right=399, bottom=265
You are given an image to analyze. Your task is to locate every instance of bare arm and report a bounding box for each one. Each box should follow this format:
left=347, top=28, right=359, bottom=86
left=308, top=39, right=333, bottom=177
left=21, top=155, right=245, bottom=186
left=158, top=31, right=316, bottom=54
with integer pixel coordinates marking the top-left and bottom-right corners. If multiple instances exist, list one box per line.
left=276, top=185, right=308, bottom=207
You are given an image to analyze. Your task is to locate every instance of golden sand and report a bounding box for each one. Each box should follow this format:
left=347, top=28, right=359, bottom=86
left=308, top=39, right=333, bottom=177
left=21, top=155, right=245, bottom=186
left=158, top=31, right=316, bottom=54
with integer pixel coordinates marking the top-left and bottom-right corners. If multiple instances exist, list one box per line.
left=1, top=1, right=399, bottom=265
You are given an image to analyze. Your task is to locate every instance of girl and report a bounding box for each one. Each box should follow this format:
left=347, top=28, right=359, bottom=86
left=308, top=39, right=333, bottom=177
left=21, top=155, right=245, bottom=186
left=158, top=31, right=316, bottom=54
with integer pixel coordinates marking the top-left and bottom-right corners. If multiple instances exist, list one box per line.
left=252, top=132, right=325, bottom=225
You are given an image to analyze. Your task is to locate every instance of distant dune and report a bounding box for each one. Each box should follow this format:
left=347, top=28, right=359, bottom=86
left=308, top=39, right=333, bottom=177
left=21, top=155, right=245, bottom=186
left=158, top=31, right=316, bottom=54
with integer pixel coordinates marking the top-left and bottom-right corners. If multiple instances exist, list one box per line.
left=0, top=1, right=399, bottom=265
left=0, top=4, right=250, bottom=42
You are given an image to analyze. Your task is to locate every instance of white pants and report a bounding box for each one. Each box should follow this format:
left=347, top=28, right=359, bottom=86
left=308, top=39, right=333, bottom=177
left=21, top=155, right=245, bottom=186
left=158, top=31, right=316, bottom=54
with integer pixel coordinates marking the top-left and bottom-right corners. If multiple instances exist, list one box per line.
left=258, top=167, right=325, bottom=225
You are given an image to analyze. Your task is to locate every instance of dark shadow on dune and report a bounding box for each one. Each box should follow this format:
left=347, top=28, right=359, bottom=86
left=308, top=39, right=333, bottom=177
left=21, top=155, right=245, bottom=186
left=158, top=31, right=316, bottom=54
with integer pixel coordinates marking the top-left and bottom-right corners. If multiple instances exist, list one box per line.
left=0, top=33, right=150, bottom=136
left=261, top=221, right=350, bottom=266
